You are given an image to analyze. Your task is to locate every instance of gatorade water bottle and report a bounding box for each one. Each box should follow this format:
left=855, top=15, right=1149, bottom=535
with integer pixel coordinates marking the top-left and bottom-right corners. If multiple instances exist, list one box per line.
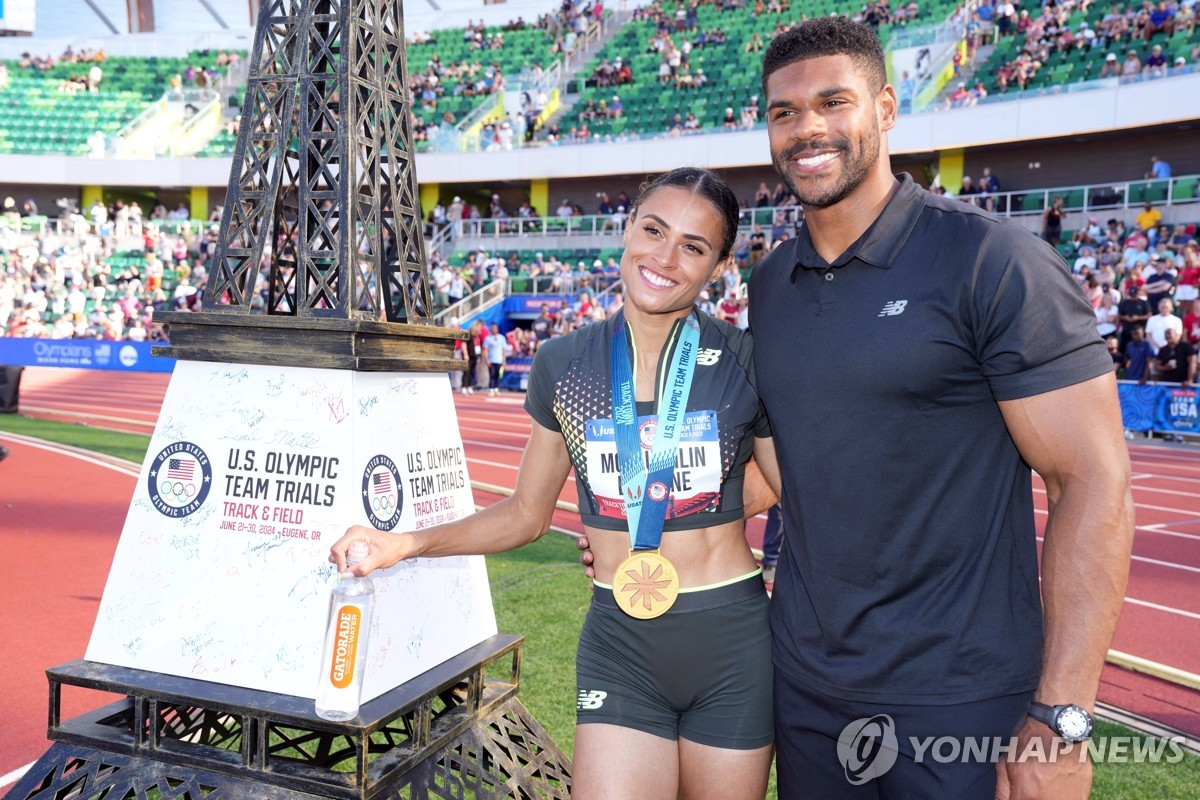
left=315, top=540, right=374, bottom=721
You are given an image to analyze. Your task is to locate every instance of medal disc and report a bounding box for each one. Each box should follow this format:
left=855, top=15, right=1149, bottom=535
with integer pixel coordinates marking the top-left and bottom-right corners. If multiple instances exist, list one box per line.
left=613, top=550, right=679, bottom=619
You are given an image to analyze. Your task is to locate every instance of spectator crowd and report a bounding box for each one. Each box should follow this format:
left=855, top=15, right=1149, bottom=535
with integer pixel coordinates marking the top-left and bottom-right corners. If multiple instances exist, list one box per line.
left=0, top=198, right=222, bottom=340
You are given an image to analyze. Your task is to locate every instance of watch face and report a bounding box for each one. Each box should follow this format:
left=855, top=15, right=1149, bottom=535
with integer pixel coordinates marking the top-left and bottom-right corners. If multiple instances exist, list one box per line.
left=1057, top=707, right=1091, bottom=739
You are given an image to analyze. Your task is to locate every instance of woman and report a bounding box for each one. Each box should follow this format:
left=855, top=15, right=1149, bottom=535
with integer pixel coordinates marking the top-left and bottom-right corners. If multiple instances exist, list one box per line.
left=1183, top=297, right=1200, bottom=346
left=1095, top=290, right=1118, bottom=338
left=1041, top=194, right=1065, bottom=246
left=331, top=168, right=780, bottom=800
left=1176, top=242, right=1200, bottom=307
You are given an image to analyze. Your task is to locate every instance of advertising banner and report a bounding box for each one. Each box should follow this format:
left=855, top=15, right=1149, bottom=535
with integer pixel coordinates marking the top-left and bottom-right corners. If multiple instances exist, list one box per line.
left=0, top=339, right=175, bottom=373
left=1117, top=381, right=1198, bottom=434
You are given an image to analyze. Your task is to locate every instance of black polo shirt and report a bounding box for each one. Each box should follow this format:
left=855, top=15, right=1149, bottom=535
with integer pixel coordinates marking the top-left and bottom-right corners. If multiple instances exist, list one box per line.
left=750, top=174, right=1112, bottom=704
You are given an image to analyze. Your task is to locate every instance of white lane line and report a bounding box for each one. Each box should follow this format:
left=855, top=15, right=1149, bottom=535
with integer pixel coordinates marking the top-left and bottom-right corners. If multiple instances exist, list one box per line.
left=467, top=456, right=518, bottom=472
left=455, top=414, right=533, bottom=431
left=1130, top=472, right=1200, bottom=485
left=1130, top=484, right=1200, bottom=500
left=0, top=762, right=33, bottom=790
left=1128, top=447, right=1200, bottom=463
left=19, top=405, right=158, bottom=427
left=458, top=424, right=532, bottom=440
left=1124, top=597, right=1200, bottom=622
left=1035, top=532, right=1200, bottom=575
left=462, top=438, right=525, bottom=453
left=0, top=434, right=141, bottom=478
left=1032, top=485, right=1200, bottom=517
left=1130, top=555, right=1200, bottom=575
left=1126, top=459, right=1200, bottom=475
left=1136, top=523, right=1200, bottom=542
left=1034, top=508, right=1200, bottom=542
left=23, top=390, right=167, bottom=406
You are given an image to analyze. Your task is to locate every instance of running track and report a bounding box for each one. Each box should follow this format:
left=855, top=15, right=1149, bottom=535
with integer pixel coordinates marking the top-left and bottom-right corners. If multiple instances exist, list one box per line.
left=2, top=367, right=1198, bottom=782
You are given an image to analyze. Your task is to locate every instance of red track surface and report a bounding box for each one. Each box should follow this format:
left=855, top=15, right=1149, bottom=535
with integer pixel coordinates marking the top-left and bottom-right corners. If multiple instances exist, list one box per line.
left=2, top=366, right=1198, bottom=781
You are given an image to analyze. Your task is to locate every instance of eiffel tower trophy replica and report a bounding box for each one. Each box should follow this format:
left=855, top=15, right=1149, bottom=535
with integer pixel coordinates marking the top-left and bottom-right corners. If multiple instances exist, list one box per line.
left=4, top=1, right=571, bottom=798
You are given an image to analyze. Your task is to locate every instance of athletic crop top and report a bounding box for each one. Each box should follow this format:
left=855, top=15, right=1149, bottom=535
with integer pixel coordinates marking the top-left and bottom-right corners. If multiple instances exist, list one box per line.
left=524, top=310, right=771, bottom=532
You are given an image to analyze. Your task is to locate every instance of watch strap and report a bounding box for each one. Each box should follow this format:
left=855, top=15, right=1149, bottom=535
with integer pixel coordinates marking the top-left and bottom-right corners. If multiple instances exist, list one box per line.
left=1027, top=701, right=1058, bottom=731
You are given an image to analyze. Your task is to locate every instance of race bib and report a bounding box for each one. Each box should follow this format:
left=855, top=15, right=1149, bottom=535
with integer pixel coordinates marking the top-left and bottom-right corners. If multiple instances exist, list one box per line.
left=585, top=410, right=721, bottom=520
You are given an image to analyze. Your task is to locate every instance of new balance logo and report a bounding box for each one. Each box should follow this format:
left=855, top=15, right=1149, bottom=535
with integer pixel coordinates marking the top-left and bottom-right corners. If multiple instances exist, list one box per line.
left=577, top=689, right=608, bottom=710
left=696, top=348, right=722, bottom=366
left=878, top=300, right=908, bottom=317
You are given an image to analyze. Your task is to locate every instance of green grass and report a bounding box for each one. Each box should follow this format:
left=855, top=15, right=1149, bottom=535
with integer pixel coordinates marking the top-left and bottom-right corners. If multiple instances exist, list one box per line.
left=6, top=414, right=1198, bottom=798
left=0, top=413, right=151, bottom=463
left=1090, top=721, right=1200, bottom=798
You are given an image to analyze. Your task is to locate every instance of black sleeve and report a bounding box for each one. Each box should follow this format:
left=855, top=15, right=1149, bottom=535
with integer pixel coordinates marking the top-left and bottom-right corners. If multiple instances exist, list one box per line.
left=730, top=325, right=772, bottom=438
left=972, top=223, right=1114, bottom=401
left=523, top=338, right=565, bottom=432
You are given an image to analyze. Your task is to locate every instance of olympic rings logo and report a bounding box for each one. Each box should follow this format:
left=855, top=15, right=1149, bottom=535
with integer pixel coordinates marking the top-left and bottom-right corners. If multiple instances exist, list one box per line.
left=371, top=494, right=395, bottom=512
left=158, top=480, right=198, bottom=501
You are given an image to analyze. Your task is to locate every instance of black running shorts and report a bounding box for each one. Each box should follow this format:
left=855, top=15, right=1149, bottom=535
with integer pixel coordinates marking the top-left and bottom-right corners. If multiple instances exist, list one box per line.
left=575, top=572, right=774, bottom=750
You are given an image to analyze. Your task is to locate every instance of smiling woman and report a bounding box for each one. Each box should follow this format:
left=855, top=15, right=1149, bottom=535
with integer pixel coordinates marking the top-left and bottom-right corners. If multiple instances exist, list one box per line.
left=329, top=167, right=783, bottom=800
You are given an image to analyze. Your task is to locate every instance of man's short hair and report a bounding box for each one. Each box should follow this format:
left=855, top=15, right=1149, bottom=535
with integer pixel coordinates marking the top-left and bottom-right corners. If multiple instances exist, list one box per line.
left=761, top=16, right=888, bottom=97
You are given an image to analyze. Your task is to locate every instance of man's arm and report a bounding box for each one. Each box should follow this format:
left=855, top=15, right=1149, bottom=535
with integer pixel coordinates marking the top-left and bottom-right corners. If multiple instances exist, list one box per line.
left=994, top=372, right=1134, bottom=800
left=742, top=437, right=782, bottom=519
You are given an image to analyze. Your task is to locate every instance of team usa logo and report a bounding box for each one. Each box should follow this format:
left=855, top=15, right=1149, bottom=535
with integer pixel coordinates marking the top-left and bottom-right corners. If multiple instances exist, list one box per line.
left=638, top=419, right=657, bottom=449
left=147, top=441, right=212, bottom=517
left=362, top=454, right=403, bottom=531
left=647, top=481, right=670, bottom=502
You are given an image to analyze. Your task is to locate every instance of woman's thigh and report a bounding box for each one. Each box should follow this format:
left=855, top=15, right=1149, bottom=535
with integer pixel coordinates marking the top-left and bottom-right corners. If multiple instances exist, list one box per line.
left=571, top=723, right=679, bottom=800
left=679, top=739, right=773, bottom=800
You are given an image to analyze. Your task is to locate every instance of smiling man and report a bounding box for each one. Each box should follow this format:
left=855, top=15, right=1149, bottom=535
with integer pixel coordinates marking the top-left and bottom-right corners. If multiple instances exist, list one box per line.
left=748, top=17, right=1134, bottom=799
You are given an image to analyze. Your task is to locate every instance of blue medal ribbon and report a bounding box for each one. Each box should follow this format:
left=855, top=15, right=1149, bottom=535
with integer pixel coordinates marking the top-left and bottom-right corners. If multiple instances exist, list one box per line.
left=610, top=310, right=702, bottom=551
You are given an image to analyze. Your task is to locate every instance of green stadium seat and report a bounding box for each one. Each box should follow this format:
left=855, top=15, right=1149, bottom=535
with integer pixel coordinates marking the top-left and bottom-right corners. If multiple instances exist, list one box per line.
left=1171, top=178, right=1199, bottom=203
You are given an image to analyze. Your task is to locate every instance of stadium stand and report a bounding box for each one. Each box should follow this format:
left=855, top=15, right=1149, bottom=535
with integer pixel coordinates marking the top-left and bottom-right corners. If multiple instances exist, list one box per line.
left=198, top=4, right=603, bottom=157
left=555, top=0, right=966, bottom=140
left=0, top=49, right=239, bottom=156
left=973, top=1, right=1200, bottom=96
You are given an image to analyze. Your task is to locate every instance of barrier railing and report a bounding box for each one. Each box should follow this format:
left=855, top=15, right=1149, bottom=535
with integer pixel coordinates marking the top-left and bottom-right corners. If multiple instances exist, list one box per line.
left=437, top=172, right=1200, bottom=246
left=433, top=279, right=507, bottom=325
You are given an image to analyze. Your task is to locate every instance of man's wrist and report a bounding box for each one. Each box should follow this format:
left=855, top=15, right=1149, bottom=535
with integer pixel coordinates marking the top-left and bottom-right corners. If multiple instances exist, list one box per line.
left=1028, top=701, right=1095, bottom=743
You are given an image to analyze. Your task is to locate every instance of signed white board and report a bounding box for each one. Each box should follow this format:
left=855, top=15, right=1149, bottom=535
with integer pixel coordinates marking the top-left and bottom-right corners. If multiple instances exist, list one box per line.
left=87, top=361, right=497, bottom=702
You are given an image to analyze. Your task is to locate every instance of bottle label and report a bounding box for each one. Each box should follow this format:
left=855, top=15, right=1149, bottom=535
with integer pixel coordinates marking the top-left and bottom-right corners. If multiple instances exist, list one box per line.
left=329, top=604, right=362, bottom=689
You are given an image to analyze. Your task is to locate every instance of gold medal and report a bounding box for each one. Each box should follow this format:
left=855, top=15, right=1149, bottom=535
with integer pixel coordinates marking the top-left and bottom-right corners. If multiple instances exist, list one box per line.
left=613, top=550, right=679, bottom=619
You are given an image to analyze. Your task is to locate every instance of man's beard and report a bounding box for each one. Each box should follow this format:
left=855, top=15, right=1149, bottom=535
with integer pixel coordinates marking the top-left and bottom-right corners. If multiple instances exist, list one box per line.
left=772, top=124, right=880, bottom=210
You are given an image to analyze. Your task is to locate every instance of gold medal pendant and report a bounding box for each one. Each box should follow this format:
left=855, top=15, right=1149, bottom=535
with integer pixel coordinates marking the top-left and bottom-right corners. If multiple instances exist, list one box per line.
left=613, top=550, right=680, bottom=619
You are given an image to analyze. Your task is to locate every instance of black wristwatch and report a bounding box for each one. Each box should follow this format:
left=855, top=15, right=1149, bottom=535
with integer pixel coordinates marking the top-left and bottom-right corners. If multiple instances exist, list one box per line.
left=1027, top=702, right=1094, bottom=744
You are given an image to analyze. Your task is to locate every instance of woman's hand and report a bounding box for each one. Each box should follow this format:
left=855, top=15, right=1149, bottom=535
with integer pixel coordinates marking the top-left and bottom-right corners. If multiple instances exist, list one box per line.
left=328, top=525, right=421, bottom=576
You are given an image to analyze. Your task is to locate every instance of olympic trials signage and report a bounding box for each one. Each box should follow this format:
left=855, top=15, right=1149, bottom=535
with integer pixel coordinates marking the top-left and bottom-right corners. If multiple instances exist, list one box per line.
left=87, top=361, right=496, bottom=702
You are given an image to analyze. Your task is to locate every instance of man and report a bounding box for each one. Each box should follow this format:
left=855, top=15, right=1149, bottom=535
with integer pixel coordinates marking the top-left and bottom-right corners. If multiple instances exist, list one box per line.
left=1117, top=280, right=1152, bottom=353
left=1146, top=297, right=1183, bottom=353
left=748, top=224, right=767, bottom=267
left=431, top=261, right=452, bottom=310
left=447, top=196, right=464, bottom=238
left=1154, top=326, right=1196, bottom=385
left=1142, top=254, right=1176, bottom=308
left=750, top=18, right=1131, bottom=798
left=530, top=304, right=552, bottom=343
left=1147, top=154, right=1172, bottom=180
left=1124, top=325, right=1156, bottom=383
left=483, top=323, right=507, bottom=396
left=1136, top=201, right=1163, bottom=239
left=1106, top=336, right=1123, bottom=374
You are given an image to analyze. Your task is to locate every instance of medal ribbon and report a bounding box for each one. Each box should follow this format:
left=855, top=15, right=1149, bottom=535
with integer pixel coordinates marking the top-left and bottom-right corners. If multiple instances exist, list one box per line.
left=610, top=310, right=702, bottom=551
